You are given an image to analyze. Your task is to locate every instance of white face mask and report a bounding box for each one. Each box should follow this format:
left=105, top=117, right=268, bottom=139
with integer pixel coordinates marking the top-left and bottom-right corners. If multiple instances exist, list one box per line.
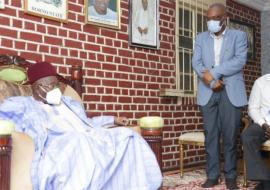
left=46, top=88, right=62, bottom=105
left=207, top=20, right=223, bottom=33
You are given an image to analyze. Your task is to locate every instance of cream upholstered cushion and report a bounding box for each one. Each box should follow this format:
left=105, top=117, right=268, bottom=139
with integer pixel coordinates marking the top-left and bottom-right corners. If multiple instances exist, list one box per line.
left=0, top=120, right=15, bottom=135
left=10, top=132, right=34, bottom=190
left=179, top=132, right=205, bottom=142
left=0, top=79, right=32, bottom=103
left=63, top=85, right=82, bottom=103
left=263, top=140, right=270, bottom=147
left=139, top=116, right=164, bottom=129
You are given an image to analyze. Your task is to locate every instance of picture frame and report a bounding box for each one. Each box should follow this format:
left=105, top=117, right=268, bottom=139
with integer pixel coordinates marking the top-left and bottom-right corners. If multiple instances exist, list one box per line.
left=85, top=0, right=121, bottom=29
left=129, top=0, right=159, bottom=49
left=24, top=0, right=68, bottom=22
left=229, top=19, right=255, bottom=60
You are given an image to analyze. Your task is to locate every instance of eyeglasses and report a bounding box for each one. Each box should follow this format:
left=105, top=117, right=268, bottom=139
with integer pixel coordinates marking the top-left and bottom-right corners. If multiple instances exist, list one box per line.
left=37, top=82, right=59, bottom=91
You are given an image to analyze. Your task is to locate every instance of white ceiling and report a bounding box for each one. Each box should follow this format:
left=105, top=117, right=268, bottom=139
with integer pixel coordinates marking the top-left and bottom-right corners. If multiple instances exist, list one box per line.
left=234, top=0, right=270, bottom=11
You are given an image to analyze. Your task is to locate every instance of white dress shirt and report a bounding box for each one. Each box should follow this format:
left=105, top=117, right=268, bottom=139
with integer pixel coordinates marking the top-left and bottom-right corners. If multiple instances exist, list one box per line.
left=209, top=29, right=226, bottom=88
left=248, top=74, right=270, bottom=126
left=210, top=29, right=226, bottom=67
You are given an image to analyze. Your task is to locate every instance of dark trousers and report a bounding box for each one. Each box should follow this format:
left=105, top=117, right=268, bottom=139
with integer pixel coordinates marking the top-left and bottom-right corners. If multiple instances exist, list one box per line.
left=241, top=123, right=270, bottom=180
left=200, top=90, right=241, bottom=179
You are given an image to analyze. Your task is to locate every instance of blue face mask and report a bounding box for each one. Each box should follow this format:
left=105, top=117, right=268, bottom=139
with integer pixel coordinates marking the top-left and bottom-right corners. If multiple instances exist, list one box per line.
left=207, top=20, right=223, bottom=33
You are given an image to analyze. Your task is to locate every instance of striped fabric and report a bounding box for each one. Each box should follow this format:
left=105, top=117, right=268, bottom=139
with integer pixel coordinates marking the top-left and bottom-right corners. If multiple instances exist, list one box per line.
left=0, top=96, right=162, bottom=190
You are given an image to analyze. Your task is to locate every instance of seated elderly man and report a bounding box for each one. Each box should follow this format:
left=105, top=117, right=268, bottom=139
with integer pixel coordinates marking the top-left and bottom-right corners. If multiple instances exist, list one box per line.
left=0, top=62, right=162, bottom=190
left=242, top=74, right=270, bottom=190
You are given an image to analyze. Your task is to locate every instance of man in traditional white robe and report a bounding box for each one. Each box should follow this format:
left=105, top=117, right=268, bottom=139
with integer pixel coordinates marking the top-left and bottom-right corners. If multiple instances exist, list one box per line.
left=0, top=61, right=162, bottom=190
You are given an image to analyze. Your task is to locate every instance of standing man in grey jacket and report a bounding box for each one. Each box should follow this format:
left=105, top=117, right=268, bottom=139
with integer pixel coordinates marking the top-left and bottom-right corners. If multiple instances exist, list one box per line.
left=192, top=3, right=248, bottom=189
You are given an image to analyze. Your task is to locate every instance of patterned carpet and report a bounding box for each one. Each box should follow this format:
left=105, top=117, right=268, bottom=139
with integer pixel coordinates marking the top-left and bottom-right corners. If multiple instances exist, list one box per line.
left=162, top=169, right=257, bottom=190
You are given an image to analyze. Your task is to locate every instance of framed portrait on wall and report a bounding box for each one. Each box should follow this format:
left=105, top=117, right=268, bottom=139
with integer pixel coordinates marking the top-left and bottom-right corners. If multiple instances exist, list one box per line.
left=24, top=0, right=68, bottom=22
left=85, top=0, right=121, bottom=29
left=229, top=19, right=255, bottom=60
left=129, top=0, right=159, bottom=49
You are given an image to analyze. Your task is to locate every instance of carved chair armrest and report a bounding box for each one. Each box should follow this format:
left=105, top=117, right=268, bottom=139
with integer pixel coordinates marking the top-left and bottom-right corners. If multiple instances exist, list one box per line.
left=242, top=116, right=251, bottom=131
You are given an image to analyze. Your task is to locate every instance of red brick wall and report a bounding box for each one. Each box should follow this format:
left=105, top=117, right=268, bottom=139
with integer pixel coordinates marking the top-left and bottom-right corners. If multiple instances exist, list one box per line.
left=0, top=0, right=261, bottom=172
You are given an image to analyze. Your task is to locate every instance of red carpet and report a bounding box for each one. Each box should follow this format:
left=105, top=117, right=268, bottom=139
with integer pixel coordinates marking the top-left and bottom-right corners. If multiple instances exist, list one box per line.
left=162, top=169, right=257, bottom=190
